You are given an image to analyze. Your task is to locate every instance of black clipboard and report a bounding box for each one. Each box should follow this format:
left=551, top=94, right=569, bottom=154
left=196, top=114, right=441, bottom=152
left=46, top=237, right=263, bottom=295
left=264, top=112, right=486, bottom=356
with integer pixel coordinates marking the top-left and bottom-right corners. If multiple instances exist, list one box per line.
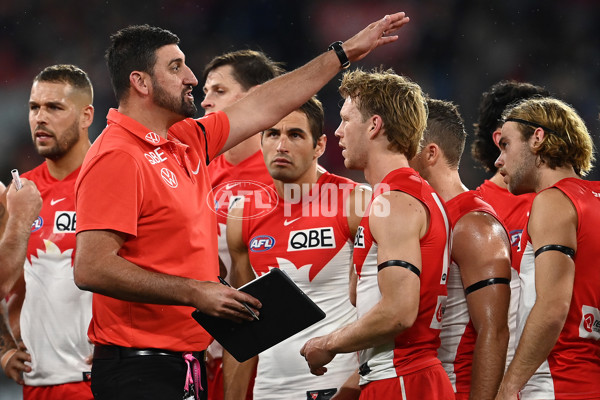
left=191, top=268, right=325, bottom=362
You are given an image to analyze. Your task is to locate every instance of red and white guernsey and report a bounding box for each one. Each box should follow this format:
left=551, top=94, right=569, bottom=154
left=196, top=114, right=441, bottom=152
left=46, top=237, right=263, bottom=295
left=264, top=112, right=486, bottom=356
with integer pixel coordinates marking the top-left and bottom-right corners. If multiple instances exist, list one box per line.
left=241, top=171, right=359, bottom=400
left=21, top=162, right=93, bottom=386
left=353, top=168, right=451, bottom=385
left=476, top=180, right=533, bottom=272
left=476, top=180, right=534, bottom=367
left=207, top=151, right=272, bottom=399
left=438, top=190, right=505, bottom=395
left=209, top=150, right=273, bottom=277
left=517, top=178, right=600, bottom=399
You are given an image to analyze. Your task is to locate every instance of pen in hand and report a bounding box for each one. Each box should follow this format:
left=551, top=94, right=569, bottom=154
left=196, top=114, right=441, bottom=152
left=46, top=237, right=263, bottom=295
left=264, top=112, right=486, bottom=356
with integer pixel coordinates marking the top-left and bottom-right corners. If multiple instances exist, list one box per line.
left=218, top=276, right=260, bottom=321
left=11, top=169, right=22, bottom=191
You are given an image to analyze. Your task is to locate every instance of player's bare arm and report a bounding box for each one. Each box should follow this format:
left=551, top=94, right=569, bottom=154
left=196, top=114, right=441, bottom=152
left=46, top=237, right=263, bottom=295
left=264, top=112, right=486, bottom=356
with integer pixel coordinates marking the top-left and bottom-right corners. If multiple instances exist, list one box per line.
left=301, top=191, right=425, bottom=375
left=453, top=211, right=511, bottom=400
left=496, top=189, right=577, bottom=399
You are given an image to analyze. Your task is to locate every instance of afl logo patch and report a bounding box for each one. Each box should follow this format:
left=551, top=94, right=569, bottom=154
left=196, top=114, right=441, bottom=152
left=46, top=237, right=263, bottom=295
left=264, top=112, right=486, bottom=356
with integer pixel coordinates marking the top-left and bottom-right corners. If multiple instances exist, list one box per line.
left=145, top=132, right=161, bottom=144
left=161, top=168, right=178, bottom=188
left=510, top=229, right=523, bottom=252
left=31, top=216, right=43, bottom=233
left=249, top=235, right=275, bottom=252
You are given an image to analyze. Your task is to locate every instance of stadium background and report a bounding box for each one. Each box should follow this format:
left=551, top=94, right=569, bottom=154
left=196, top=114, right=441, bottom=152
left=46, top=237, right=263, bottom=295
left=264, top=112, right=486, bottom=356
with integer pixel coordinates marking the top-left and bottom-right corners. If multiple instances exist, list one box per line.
left=0, top=0, right=599, bottom=396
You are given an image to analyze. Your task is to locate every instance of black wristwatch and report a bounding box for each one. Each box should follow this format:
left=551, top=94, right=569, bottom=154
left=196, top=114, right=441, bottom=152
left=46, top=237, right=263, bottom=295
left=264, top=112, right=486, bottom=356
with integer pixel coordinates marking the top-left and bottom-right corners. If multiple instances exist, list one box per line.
left=328, top=41, right=350, bottom=69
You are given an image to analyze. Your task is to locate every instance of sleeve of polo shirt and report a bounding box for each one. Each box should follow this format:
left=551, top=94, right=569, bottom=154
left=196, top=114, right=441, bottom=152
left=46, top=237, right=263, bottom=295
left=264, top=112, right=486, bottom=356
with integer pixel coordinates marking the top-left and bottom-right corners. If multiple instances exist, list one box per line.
left=76, top=150, right=143, bottom=237
left=170, top=111, right=230, bottom=164
left=198, top=110, right=230, bottom=162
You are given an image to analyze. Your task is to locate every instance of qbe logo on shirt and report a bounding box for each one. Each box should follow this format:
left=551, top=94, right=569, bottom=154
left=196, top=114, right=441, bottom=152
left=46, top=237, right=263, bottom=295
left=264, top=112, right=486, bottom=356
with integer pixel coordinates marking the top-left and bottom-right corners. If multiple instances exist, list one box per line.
left=53, top=211, right=76, bottom=233
left=354, top=226, right=365, bottom=248
left=287, top=227, right=335, bottom=252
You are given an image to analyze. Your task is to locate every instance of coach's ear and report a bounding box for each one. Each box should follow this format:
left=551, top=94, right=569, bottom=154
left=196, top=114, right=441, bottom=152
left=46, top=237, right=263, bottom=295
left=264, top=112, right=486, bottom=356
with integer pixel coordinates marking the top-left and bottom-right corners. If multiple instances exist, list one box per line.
left=129, top=71, right=150, bottom=96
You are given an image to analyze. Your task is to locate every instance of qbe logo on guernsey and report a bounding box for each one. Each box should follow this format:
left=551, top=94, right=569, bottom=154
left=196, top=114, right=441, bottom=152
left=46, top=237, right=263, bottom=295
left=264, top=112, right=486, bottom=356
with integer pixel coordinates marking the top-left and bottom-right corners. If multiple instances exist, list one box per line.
left=579, top=305, right=600, bottom=340
left=287, top=227, right=335, bottom=252
left=53, top=211, right=76, bottom=233
left=354, top=226, right=365, bottom=248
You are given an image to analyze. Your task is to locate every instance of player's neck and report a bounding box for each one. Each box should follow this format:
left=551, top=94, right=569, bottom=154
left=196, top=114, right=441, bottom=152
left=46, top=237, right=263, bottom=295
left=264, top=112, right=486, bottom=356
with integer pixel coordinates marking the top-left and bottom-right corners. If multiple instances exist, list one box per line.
left=223, top=135, right=261, bottom=165
left=489, top=172, right=507, bottom=188
left=364, top=151, right=409, bottom=186
left=46, top=139, right=91, bottom=181
left=275, top=163, right=323, bottom=200
left=535, top=165, right=579, bottom=192
left=425, top=167, right=467, bottom=202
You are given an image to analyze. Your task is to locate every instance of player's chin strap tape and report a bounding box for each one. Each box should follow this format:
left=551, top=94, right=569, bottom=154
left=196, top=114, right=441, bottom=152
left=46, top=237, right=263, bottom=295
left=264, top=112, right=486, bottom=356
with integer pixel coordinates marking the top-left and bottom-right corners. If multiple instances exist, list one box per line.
left=377, top=260, right=420, bottom=278
left=464, top=277, right=510, bottom=295
left=534, top=244, right=575, bottom=259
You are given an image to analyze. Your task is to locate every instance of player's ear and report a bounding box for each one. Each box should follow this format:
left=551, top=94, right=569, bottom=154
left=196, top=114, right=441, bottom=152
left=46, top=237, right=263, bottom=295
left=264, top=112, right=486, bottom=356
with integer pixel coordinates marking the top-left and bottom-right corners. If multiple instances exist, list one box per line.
left=314, top=134, right=327, bottom=159
left=423, top=142, right=439, bottom=165
left=368, top=115, right=383, bottom=140
left=492, top=129, right=502, bottom=149
left=531, top=127, right=546, bottom=149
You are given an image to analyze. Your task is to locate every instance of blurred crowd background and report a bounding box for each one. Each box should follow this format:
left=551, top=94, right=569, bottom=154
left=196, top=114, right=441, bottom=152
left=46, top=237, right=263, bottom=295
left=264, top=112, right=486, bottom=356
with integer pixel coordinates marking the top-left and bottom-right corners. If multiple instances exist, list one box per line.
left=1, top=0, right=599, bottom=186
left=0, top=0, right=599, bottom=397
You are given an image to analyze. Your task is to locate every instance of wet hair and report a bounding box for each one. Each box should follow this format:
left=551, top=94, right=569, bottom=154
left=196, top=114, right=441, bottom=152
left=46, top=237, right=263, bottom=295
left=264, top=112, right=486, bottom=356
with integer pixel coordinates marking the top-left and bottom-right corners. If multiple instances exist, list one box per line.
left=339, top=68, right=427, bottom=159
left=106, top=24, right=179, bottom=103
left=423, top=99, right=466, bottom=169
left=502, top=97, right=595, bottom=176
left=471, top=81, right=550, bottom=172
left=34, top=64, right=93, bottom=102
left=202, top=49, right=284, bottom=90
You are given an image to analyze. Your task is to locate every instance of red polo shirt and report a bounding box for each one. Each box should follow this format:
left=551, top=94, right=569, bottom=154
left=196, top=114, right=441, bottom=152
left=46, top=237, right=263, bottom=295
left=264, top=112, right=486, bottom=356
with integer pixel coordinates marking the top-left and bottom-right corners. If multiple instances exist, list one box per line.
left=75, top=109, right=229, bottom=351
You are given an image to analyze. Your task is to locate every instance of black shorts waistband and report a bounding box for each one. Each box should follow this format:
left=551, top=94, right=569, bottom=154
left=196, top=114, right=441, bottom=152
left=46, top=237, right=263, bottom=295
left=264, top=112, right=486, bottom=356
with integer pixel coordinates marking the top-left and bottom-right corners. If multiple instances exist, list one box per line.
left=93, top=345, right=204, bottom=361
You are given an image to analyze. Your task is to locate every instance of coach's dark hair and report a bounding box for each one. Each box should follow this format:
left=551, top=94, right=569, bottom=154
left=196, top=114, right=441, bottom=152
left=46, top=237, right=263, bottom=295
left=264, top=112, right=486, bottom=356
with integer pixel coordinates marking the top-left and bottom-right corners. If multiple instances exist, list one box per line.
left=106, top=24, right=179, bottom=103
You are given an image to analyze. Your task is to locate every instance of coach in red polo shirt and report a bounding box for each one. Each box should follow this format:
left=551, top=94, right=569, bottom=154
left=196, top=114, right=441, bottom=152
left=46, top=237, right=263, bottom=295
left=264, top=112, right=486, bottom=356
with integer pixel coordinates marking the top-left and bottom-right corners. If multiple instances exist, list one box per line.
left=74, top=15, right=410, bottom=400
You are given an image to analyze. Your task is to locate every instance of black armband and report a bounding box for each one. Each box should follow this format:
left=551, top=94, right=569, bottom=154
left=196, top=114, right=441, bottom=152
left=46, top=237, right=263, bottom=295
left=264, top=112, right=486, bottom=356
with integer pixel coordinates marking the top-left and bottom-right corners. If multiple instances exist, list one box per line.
left=377, top=260, right=420, bottom=278
left=464, top=277, right=510, bottom=295
left=534, top=244, right=575, bottom=259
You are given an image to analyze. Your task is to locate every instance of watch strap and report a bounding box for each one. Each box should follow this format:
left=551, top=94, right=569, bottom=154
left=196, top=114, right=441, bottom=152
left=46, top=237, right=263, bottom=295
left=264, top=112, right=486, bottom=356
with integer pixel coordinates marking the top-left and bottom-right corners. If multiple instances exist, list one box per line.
left=328, top=41, right=350, bottom=69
